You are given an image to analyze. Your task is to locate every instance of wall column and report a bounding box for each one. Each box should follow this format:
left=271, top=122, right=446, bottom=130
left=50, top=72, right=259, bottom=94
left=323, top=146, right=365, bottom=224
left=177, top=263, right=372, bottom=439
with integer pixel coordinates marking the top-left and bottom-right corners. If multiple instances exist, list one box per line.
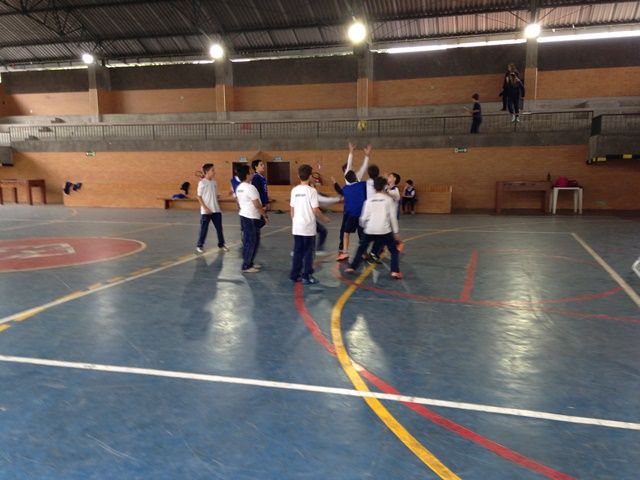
left=524, top=38, right=539, bottom=107
left=87, top=63, right=110, bottom=122
left=215, top=59, right=234, bottom=121
left=356, top=46, right=373, bottom=118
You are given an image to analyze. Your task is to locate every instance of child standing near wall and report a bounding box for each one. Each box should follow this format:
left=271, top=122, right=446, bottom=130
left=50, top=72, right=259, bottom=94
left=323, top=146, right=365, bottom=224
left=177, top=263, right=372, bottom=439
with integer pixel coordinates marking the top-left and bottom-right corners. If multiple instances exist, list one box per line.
left=290, top=164, right=330, bottom=284
left=466, top=93, right=482, bottom=134
left=346, top=176, right=403, bottom=279
left=195, top=164, right=228, bottom=254
left=402, top=179, right=417, bottom=214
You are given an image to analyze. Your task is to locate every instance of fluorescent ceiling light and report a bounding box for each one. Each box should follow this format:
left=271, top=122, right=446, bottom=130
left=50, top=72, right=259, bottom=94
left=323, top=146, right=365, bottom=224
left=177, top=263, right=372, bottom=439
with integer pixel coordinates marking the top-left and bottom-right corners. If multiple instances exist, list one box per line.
left=382, top=38, right=525, bottom=54
left=524, top=23, right=541, bottom=39
left=538, top=29, right=640, bottom=43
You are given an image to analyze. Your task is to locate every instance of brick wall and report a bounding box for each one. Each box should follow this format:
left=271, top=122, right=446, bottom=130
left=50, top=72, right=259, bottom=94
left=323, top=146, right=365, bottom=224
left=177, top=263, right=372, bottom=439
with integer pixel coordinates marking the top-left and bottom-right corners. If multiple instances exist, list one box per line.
left=233, top=83, right=357, bottom=111
left=537, top=66, right=640, bottom=100
left=0, top=91, right=94, bottom=116
left=101, top=88, right=217, bottom=114
left=2, top=146, right=638, bottom=210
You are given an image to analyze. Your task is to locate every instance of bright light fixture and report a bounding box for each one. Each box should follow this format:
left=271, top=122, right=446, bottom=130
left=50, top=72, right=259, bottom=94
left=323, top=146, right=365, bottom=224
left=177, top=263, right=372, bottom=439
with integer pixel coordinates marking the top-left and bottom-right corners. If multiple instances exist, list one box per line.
left=348, top=21, right=367, bottom=44
left=538, top=29, right=640, bottom=43
left=81, top=53, right=95, bottom=64
left=524, top=23, right=541, bottom=39
left=209, top=43, right=225, bottom=60
left=382, top=39, right=525, bottom=54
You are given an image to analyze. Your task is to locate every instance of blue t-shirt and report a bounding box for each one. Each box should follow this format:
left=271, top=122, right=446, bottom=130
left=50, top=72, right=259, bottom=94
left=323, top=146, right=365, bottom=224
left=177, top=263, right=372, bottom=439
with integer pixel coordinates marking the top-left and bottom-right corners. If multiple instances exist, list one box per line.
left=252, top=173, right=269, bottom=205
left=230, top=176, right=241, bottom=193
left=343, top=181, right=367, bottom=217
left=472, top=102, right=482, bottom=118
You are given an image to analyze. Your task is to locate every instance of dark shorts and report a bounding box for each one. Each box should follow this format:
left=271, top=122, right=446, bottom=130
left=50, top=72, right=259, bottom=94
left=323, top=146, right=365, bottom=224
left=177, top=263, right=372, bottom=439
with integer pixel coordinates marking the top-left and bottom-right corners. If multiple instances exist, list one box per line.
left=342, top=214, right=360, bottom=234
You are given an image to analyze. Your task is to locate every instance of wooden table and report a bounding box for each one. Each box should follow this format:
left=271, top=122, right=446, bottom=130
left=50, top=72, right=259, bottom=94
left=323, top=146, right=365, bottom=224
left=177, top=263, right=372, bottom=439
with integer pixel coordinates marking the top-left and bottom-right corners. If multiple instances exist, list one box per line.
left=0, top=179, right=47, bottom=205
left=495, top=180, right=551, bottom=214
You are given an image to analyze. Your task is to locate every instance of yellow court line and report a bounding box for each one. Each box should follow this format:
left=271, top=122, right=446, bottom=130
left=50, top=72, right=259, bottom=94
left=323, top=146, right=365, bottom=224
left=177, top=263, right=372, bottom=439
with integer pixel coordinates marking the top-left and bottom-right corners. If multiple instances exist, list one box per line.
left=13, top=307, right=46, bottom=322
left=331, top=264, right=460, bottom=479
left=107, top=276, right=125, bottom=283
left=0, top=325, right=10, bottom=333
left=87, top=283, right=103, bottom=290
left=129, top=267, right=153, bottom=276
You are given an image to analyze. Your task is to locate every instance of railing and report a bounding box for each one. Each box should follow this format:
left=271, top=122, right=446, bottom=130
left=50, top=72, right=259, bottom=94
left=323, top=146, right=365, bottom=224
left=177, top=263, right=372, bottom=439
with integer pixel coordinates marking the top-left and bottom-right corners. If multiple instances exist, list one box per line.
left=591, top=114, right=640, bottom=135
left=4, top=110, right=593, bottom=144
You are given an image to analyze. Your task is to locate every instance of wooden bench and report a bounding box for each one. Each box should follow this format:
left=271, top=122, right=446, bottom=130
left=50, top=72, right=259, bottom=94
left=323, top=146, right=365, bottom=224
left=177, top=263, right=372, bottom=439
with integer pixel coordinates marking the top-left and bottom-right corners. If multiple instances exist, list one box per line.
left=158, top=197, right=240, bottom=210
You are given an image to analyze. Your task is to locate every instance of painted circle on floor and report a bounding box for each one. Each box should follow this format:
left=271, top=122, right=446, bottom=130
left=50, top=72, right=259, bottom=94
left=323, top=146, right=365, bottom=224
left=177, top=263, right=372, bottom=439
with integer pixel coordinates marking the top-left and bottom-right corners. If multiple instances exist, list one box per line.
left=0, top=237, right=146, bottom=272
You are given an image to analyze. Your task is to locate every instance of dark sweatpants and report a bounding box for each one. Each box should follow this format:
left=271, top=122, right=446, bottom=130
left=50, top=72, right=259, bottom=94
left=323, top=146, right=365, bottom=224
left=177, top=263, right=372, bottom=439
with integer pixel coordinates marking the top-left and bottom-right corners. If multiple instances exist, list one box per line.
left=290, top=235, right=316, bottom=281
left=350, top=232, right=400, bottom=273
left=240, top=216, right=261, bottom=270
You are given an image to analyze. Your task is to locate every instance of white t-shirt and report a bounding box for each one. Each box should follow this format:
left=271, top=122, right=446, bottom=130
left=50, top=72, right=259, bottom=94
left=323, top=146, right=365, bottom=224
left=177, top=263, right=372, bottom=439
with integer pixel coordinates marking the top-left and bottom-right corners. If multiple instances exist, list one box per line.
left=366, top=178, right=376, bottom=199
left=360, top=192, right=399, bottom=235
left=387, top=185, right=401, bottom=206
left=197, top=179, right=221, bottom=215
left=236, top=182, right=262, bottom=219
left=290, top=184, right=319, bottom=236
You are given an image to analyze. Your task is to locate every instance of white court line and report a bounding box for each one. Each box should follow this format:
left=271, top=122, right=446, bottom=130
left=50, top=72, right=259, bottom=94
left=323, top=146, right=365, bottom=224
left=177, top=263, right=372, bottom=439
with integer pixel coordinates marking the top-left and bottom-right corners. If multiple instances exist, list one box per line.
left=0, top=226, right=290, bottom=325
left=572, top=233, right=640, bottom=308
left=0, top=354, right=638, bottom=431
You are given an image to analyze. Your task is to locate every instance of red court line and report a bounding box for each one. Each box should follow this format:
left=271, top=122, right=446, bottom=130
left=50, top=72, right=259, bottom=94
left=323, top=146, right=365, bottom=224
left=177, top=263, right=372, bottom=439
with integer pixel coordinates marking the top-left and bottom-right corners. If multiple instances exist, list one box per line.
left=460, top=249, right=479, bottom=301
left=331, top=263, right=638, bottom=324
left=346, top=279, right=638, bottom=324
left=294, top=283, right=576, bottom=480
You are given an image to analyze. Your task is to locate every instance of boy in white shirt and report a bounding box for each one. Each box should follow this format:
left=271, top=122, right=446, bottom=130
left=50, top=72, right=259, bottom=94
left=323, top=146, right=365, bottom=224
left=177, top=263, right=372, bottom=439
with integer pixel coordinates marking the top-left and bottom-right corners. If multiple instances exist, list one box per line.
left=196, top=163, right=228, bottom=254
left=290, top=164, right=329, bottom=284
left=345, top=176, right=403, bottom=279
left=235, top=164, right=267, bottom=273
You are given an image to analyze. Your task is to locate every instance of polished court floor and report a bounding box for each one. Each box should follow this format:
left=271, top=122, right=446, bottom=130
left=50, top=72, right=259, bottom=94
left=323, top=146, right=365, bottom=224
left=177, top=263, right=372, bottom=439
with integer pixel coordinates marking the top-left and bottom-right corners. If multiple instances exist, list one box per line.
left=0, top=205, right=639, bottom=479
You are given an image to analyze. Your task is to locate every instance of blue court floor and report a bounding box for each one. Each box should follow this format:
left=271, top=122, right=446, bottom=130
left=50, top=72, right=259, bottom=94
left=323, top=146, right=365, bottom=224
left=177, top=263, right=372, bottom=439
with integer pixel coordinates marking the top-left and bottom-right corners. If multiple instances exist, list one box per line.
left=0, top=205, right=639, bottom=479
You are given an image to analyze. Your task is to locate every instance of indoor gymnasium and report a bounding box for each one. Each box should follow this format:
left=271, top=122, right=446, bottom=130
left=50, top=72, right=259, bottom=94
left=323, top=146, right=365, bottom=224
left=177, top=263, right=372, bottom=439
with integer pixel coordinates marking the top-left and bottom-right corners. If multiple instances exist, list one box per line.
left=0, top=1, right=639, bottom=479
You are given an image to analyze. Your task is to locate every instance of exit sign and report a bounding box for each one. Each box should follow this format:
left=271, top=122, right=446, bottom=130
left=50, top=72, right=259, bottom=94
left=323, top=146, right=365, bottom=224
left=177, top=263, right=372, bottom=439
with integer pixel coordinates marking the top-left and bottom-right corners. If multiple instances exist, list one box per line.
left=454, top=147, right=468, bottom=153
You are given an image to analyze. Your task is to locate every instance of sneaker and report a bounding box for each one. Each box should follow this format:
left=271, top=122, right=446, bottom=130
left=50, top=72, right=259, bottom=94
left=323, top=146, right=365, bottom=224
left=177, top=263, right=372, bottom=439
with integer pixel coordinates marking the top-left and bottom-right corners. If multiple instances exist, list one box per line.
left=195, top=247, right=205, bottom=254
left=290, top=276, right=301, bottom=283
left=336, top=251, right=349, bottom=262
left=316, top=250, right=329, bottom=256
left=344, top=268, right=355, bottom=274
left=253, top=264, right=262, bottom=269
left=511, top=114, right=516, bottom=122
left=63, top=181, right=72, bottom=195
left=516, top=116, right=521, bottom=123
left=242, top=267, right=260, bottom=273
left=219, top=245, right=230, bottom=252
left=391, top=272, right=404, bottom=280
left=302, top=276, right=319, bottom=285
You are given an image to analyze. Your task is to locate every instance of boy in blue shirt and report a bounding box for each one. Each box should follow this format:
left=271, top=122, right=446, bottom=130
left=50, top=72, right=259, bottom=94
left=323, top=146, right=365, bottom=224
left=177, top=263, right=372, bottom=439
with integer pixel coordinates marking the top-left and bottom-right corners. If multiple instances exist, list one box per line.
left=251, top=159, right=269, bottom=211
left=336, top=170, right=367, bottom=262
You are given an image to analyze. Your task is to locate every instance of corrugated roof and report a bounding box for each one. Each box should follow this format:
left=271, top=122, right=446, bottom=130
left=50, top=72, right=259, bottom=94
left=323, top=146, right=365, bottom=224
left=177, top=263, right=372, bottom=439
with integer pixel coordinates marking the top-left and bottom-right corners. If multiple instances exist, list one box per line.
left=0, top=0, right=637, bottom=65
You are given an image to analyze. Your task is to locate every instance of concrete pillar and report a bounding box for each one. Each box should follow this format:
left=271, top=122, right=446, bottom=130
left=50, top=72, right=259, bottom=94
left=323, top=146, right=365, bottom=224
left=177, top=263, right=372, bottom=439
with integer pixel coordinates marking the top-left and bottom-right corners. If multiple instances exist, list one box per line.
left=215, top=59, right=234, bottom=121
left=356, top=46, right=373, bottom=118
left=524, top=38, right=539, bottom=108
left=87, top=63, right=110, bottom=122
